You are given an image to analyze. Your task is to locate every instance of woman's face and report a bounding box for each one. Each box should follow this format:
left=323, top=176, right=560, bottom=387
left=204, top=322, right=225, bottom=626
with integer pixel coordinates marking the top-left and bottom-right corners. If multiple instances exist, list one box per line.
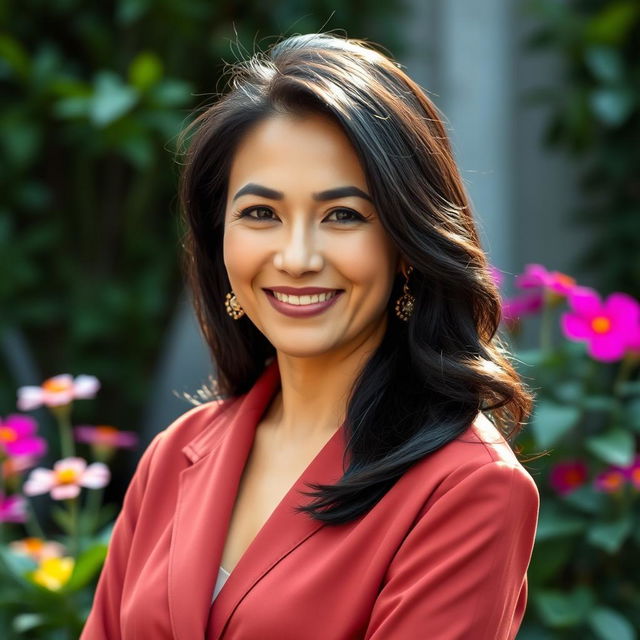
left=223, top=111, right=401, bottom=359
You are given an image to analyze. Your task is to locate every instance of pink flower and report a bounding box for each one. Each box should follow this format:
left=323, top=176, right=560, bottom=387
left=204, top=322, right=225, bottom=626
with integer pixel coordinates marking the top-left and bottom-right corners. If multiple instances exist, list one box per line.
left=3, top=455, right=39, bottom=477
left=0, top=414, right=47, bottom=459
left=549, top=460, right=588, bottom=495
left=516, top=264, right=577, bottom=296
left=619, top=454, right=640, bottom=490
left=501, top=291, right=545, bottom=327
left=9, top=537, right=66, bottom=562
left=593, top=467, right=627, bottom=493
left=17, top=374, right=100, bottom=411
left=23, top=456, right=110, bottom=500
left=74, top=425, right=138, bottom=450
left=561, top=287, right=640, bottom=362
left=0, top=491, right=28, bottom=523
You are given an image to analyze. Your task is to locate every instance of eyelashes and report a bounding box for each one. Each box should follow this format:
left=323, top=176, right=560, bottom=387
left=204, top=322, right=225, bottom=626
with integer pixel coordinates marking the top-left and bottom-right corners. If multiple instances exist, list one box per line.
left=232, top=206, right=368, bottom=224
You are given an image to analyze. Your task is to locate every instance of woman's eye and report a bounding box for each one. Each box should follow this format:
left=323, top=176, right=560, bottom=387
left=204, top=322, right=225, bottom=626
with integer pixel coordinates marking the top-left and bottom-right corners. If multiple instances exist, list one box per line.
left=238, top=206, right=277, bottom=221
left=325, top=208, right=366, bottom=223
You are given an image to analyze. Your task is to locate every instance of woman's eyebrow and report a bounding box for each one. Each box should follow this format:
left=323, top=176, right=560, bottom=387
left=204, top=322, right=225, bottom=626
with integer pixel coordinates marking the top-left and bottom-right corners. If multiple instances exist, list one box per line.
left=232, top=183, right=372, bottom=203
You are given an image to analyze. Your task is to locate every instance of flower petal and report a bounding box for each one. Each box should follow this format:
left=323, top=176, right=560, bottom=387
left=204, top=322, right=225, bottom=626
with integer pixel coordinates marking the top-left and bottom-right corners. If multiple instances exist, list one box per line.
left=54, top=457, right=87, bottom=474
left=72, top=375, right=100, bottom=399
left=589, top=333, right=627, bottom=362
left=81, top=462, right=111, bottom=489
left=605, top=293, right=640, bottom=331
left=23, top=468, right=56, bottom=495
left=568, top=286, right=602, bottom=316
left=16, top=387, right=45, bottom=411
left=51, top=485, right=80, bottom=500
left=6, top=414, right=38, bottom=436
left=561, top=313, right=593, bottom=340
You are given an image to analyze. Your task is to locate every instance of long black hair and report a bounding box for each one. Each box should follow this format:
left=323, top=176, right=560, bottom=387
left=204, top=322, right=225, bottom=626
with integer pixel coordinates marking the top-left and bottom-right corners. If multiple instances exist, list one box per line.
left=177, top=33, right=534, bottom=524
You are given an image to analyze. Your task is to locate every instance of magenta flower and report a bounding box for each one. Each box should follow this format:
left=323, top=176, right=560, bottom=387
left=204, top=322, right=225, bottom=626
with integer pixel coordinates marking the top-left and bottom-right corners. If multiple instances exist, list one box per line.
left=23, top=456, right=110, bottom=500
left=501, top=291, right=545, bottom=327
left=561, top=287, right=640, bottom=362
left=74, top=425, right=138, bottom=450
left=620, top=454, right=640, bottom=490
left=549, top=460, right=588, bottom=495
left=515, top=264, right=577, bottom=296
left=17, top=374, right=100, bottom=411
left=0, top=491, right=28, bottom=523
left=0, top=414, right=47, bottom=459
left=593, top=467, right=627, bottom=493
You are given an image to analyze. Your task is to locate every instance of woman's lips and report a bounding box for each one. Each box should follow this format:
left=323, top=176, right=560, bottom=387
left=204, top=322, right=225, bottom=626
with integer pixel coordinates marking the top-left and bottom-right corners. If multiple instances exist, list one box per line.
left=263, top=289, right=344, bottom=318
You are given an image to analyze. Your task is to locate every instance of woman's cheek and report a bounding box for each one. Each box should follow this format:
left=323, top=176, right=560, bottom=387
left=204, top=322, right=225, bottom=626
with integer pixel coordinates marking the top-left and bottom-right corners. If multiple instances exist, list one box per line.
left=223, top=228, right=263, bottom=295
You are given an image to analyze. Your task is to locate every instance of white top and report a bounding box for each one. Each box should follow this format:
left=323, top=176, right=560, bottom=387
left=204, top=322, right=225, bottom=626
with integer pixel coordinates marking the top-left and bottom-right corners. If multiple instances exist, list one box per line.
left=212, top=565, right=231, bottom=602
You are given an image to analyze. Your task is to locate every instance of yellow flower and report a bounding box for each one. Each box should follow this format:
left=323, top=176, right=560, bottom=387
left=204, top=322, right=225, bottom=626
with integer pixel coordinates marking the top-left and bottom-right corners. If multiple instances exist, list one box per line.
left=30, top=556, right=74, bottom=591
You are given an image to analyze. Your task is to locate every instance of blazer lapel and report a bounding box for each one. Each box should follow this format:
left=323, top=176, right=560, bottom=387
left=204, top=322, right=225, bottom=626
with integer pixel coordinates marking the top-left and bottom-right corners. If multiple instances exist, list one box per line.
left=168, top=359, right=348, bottom=640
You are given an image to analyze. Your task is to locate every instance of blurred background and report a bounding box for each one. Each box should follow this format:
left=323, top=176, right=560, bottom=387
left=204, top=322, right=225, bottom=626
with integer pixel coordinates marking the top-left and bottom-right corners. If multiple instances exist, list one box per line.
left=2, top=0, right=639, bottom=637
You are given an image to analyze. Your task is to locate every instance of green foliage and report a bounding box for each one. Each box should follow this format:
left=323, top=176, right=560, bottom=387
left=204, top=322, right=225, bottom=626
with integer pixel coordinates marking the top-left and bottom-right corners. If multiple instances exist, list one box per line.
left=0, top=0, right=405, bottom=435
left=522, top=0, right=640, bottom=299
left=509, top=308, right=640, bottom=636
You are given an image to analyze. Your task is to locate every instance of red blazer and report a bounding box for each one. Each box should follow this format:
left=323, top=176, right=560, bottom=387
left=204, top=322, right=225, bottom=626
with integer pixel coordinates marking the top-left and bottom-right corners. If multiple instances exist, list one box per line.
left=81, top=358, right=540, bottom=639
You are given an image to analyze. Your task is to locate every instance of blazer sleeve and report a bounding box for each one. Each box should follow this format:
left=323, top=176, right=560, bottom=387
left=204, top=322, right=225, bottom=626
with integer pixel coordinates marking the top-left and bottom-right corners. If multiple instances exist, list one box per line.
left=79, top=431, right=164, bottom=640
left=364, top=461, right=540, bottom=640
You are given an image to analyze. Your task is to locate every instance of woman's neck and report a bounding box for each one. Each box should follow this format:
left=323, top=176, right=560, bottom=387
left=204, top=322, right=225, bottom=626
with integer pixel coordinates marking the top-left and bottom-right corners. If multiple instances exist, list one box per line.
left=265, top=320, right=387, bottom=442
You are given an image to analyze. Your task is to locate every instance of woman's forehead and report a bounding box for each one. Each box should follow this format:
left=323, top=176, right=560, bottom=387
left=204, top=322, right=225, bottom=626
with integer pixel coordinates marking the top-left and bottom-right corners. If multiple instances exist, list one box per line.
left=227, top=113, right=368, bottom=195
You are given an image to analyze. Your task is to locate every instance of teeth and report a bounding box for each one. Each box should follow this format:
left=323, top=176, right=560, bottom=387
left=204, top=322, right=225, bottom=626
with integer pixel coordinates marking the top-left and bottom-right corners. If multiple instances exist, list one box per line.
left=272, top=290, right=337, bottom=305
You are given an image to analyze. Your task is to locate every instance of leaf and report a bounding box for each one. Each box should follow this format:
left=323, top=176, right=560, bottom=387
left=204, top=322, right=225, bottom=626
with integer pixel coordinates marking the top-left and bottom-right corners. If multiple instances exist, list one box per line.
left=532, top=401, right=581, bottom=448
left=588, top=606, right=636, bottom=640
left=585, top=428, right=635, bottom=466
left=129, top=52, right=163, bottom=91
left=534, top=585, right=594, bottom=628
left=555, top=381, right=584, bottom=404
left=13, top=613, right=46, bottom=633
left=585, top=2, right=640, bottom=45
left=590, top=87, right=636, bottom=127
left=0, top=547, right=38, bottom=588
left=625, top=398, right=640, bottom=432
left=561, top=485, right=605, bottom=514
left=62, top=544, right=108, bottom=592
left=580, top=395, right=618, bottom=413
left=587, top=516, right=633, bottom=554
left=619, top=381, right=640, bottom=397
left=51, top=505, right=74, bottom=534
left=584, top=46, right=625, bottom=83
left=536, top=502, right=587, bottom=541
left=89, top=71, right=138, bottom=127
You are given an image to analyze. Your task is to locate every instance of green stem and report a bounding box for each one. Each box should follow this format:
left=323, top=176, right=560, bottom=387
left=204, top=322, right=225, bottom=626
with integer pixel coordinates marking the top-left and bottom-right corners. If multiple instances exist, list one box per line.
left=613, top=353, right=637, bottom=398
left=84, top=486, right=104, bottom=536
left=24, top=499, right=47, bottom=540
left=66, top=497, right=79, bottom=558
left=53, top=405, right=76, bottom=460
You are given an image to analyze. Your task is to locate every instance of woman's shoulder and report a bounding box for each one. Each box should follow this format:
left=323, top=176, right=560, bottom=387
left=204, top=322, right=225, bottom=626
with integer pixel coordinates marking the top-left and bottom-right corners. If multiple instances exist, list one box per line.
left=143, top=395, right=243, bottom=467
left=405, top=411, right=539, bottom=502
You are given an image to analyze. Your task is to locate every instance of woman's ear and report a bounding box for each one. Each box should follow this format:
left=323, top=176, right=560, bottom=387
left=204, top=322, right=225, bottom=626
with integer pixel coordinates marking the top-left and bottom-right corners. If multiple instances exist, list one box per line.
left=397, top=257, right=410, bottom=279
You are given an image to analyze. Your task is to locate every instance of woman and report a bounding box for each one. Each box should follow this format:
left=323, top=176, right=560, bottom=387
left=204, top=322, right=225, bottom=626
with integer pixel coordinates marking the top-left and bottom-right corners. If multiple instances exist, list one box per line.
left=81, top=33, right=540, bottom=639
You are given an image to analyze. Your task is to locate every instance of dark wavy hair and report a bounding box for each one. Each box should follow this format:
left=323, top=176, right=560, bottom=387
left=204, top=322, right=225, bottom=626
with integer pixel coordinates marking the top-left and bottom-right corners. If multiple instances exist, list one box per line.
left=177, top=32, right=535, bottom=525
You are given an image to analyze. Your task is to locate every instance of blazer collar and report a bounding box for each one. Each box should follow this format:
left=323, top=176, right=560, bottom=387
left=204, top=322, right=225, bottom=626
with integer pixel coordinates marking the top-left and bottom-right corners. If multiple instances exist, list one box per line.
left=169, top=358, right=348, bottom=640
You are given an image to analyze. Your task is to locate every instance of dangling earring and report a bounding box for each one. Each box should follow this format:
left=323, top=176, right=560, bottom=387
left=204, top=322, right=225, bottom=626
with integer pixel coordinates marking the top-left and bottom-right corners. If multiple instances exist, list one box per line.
left=225, top=291, right=245, bottom=319
left=395, top=266, right=415, bottom=321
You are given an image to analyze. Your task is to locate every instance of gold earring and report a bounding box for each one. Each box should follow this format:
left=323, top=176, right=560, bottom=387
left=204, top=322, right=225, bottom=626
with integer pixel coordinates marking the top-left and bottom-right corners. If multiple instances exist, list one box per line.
left=225, top=291, right=245, bottom=319
left=395, top=266, right=415, bottom=321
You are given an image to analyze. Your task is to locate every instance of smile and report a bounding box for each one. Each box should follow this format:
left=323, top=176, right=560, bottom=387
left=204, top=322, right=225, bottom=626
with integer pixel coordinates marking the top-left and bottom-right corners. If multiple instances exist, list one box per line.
left=263, top=288, right=343, bottom=318
left=272, top=290, right=337, bottom=305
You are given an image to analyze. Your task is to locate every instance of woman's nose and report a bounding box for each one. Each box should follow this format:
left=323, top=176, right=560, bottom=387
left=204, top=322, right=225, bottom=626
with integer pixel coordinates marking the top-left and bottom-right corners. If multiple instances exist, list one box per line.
left=273, top=221, right=324, bottom=275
